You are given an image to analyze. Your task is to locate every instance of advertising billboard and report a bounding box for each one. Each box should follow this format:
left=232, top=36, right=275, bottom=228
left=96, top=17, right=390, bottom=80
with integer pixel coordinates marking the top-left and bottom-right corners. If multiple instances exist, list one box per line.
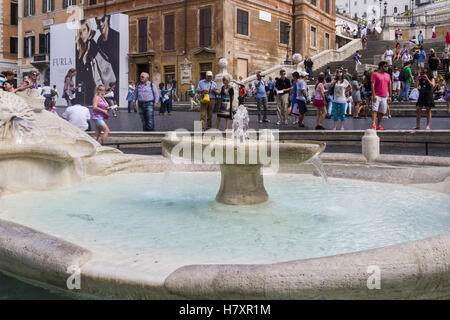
left=50, top=13, right=128, bottom=107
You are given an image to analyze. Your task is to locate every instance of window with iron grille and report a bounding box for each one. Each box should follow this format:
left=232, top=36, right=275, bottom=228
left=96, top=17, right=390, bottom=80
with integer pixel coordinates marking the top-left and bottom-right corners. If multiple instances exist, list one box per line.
left=138, top=19, right=147, bottom=52
left=24, top=36, right=35, bottom=58
left=280, top=22, right=289, bottom=45
left=237, top=9, right=248, bottom=36
left=89, top=0, right=97, bottom=4
left=311, top=0, right=316, bottom=6
left=199, top=8, right=211, bottom=47
left=164, top=65, right=176, bottom=86
left=164, top=14, right=175, bottom=51
left=39, top=33, right=50, bottom=54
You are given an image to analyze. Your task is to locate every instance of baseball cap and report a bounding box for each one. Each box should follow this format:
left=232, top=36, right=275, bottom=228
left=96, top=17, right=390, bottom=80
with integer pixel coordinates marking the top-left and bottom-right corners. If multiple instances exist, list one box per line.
left=206, top=71, right=213, bottom=76
left=300, top=71, right=309, bottom=77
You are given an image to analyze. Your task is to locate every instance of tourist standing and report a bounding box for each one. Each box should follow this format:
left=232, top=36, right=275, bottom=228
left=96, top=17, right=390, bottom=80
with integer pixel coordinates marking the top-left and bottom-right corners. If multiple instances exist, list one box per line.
left=132, top=72, right=160, bottom=132
left=159, top=83, right=172, bottom=115
left=392, top=66, right=401, bottom=100
left=295, top=71, right=309, bottom=128
left=268, top=76, right=275, bottom=102
left=330, top=69, right=351, bottom=130
left=446, top=32, right=450, bottom=50
left=304, top=57, right=314, bottom=81
left=418, top=46, right=426, bottom=73
left=196, top=71, right=219, bottom=131
left=324, top=76, right=333, bottom=119
left=92, top=85, right=110, bottom=144
left=432, top=26, right=436, bottom=39
left=370, top=61, right=392, bottom=131
left=401, top=49, right=411, bottom=67
left=428, top=49, right=440, bottom=79
left=126, top=82, right=136, bottom=113
left=413, top=69, right=435, bottom=130
left=275, top=69, right=291, bottom=125
left=171, top=79, right=179, bottom=102
left=216, top=74, right=234, bottom=130
left=445, top=73, right=450, bottom=117
left=238, top=83, right=247, bottom=105
left=442, top=48, right=450, bottom=73
left=398, top=61, right=413, bottom=102
left=188, top=81, right=197, bottom=110
left=384, top=46, right=394, bottom=66
left=63, top=69, right=76, bottom=107
left=354, top=51, right=362, bottom=73
left=313, top=73, right=326, bottom=129
left=418, top=31, right=424, bottom=45
left=254, top=71, right=269, bottom=124
left=351, top=73, right=363, bottom=119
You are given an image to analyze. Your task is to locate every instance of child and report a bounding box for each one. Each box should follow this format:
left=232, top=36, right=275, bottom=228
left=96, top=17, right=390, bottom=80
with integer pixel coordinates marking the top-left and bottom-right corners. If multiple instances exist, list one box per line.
left=104, top=82, right=118, bottom=117
left=159, top=83, right=172, bottom=115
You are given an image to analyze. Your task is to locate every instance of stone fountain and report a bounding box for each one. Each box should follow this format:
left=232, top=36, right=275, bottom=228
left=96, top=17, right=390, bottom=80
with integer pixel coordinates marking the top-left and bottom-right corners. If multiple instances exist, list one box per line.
left=162, top=106, right=325, bottom=205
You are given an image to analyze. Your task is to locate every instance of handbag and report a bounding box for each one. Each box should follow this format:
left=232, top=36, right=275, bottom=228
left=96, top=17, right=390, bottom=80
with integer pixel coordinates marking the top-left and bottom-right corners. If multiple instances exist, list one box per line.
left=200, top=82, right=212, bottom=104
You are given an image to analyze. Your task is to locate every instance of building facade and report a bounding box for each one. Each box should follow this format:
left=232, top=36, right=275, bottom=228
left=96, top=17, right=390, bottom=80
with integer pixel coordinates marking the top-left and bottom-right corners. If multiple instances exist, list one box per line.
left=84, top=0, right=335, bottom=97
left=336, top=0, right=411, bottom=20
left=18, top=0, right=80, bottom=84
left=0, top=0, right=19, bottom=75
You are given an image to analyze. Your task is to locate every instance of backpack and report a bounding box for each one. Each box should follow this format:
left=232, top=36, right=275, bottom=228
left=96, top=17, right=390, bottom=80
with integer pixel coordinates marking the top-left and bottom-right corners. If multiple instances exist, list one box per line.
left=399, top=68, right=409, bottom=82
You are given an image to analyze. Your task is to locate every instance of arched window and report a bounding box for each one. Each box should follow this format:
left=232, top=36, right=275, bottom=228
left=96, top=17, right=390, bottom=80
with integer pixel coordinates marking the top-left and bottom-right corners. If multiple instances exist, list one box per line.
left=394, top=7, right=398, bottom=14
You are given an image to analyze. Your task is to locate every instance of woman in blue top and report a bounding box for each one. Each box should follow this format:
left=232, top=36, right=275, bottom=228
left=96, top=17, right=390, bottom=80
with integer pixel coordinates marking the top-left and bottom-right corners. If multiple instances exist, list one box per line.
left=126, top=81, right=136, bottom=113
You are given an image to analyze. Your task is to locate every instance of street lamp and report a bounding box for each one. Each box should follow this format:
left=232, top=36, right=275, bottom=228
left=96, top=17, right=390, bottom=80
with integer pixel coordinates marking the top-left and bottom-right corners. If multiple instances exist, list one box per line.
left=379, top=0, right=382, bottom=20
left=410, top=0, right=416, bottom=27
left=383, top=1, right=387, bottom=28
left=284, top=24, right=292, bottom=65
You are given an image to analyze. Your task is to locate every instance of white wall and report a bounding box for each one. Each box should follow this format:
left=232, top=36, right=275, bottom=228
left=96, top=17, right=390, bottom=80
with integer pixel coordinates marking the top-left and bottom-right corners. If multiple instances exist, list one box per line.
left=336, top=0, right=411, bottom=19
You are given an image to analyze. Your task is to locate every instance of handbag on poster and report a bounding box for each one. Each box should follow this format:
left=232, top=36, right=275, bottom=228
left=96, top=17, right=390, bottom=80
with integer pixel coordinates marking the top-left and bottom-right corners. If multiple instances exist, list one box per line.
left=91, top=49, right=116, bottom=87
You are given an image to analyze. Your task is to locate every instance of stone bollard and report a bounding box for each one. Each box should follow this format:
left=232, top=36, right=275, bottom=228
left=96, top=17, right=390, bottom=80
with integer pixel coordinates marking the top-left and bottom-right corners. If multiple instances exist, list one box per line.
left=362, top=129, right=380, bottom=162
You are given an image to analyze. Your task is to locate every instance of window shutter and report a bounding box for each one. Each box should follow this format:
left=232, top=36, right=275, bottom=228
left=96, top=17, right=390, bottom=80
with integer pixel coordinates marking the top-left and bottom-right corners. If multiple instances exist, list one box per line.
left=51, top=0, right=55, bottom=11
left=24, top=1, right=29, bottom=16
left=138, top=19, right=147, bottom=52
left=164, top=15, right=174, bottom=50
left=24, top=38, right=29, bottom=58
left=31, top=0, right=35, bottom=15
left=39, top=34, right=46, bottom=53
left=31, top=36, right=35, bottom=56
left=46, top=33, right=50, bottom=54
left=42, top=0, right=46, bottom=13
left=63, top=0, right=68, bottom=9
left=200, top=8, right=211, bottom=46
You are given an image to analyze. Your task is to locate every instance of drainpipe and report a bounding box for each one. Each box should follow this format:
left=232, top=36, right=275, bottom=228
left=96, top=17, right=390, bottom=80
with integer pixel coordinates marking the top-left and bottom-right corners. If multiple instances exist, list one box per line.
left=292, top=0, right=295, bottom=57
left=184, top=0, right=187, bottom=54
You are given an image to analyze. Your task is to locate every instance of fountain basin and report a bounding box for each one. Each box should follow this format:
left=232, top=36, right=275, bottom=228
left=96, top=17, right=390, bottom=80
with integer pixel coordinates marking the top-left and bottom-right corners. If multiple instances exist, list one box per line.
left=162, top=135, right=325, bottom=205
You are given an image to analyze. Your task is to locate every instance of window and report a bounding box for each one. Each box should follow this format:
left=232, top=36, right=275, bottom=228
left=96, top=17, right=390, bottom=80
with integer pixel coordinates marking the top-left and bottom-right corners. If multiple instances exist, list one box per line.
left=325, top=0, right=330, bottom=13
left=199, top=62, right=212, bottom=80
left=325, top=33, right=330, bottom=50
left=138, top=19, right=147, bottom=53
left=394, top=7, right=397, bottom=13
left=354, top=1, right=357, bottom=6
left=24, top=36, right=35, bottom=58
left=42, top=0, right=54, bottom=13
left=310, top=26, right=316, bottom=48
left=364, top=0, right=367, bottom=3
left=10, top=37, right=18, bottom=54
left=311, top=0, right=316, bottom=5
left=11, top=3, right=18, bottom=25
left=39, top=33, right=50, bottom=54
left=24, top=0, right=35, bottom=17
left=199, top=7, right=211, bottom=47
left=164, top=14, right=175, bottom=51
left=89, top=0, right=97, bottom=4
left=62, top=0, right=76, bottom=9
left=164, top=65, right=176, bottom=86
left=405, top=5, right=408, bottom=11
left=237, top=9, right=248, bottom=36
left=280, top=21, right=289, bottom=45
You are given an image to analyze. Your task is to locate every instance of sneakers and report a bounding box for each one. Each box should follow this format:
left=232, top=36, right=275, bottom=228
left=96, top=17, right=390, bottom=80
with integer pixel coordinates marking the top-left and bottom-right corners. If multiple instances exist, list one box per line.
left=371, top=123, right=376, bottom=129
left=258, top=120, right=263, bottom=124
left=284, top=120, right=289, bottom=125
left=263, top=119, right=270, bottom=123
left=376, top=126, right=385, bottom=130
left=276, top=121, right=280, bottom=125
left=383, top=115, right=388, bottom=119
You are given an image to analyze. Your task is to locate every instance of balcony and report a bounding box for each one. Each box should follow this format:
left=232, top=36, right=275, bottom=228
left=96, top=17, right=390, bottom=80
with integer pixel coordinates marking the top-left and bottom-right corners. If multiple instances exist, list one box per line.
left=31, top=53, right=49, bottom=66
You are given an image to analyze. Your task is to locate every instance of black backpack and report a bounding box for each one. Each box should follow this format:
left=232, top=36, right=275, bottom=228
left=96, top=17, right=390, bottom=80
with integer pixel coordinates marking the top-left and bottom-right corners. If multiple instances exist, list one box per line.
left=399, top=68, right=408, bottom=82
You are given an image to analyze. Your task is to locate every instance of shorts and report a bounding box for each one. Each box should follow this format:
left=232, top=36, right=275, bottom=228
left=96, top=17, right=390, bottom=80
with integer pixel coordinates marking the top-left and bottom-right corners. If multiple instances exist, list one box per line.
left=386, top=58, right=392, bottom=65
left=298, top=100, right=308, bottom=115
left=93, top=119, right=106, bottom=127
left=372, top=96, right=388, bottom=114
left=313, top=99, right=325, bottom=108
left=393, top=81, right=401, bottom=91
left=418, top=62, right=425, bottom=68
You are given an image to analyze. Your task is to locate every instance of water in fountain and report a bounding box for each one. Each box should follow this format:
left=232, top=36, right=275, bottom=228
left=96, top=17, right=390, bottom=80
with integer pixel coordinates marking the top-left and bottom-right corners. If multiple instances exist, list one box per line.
left=11, top=116, right=45, bottom=144
left=309, top=154, right=328, bottom=184
left=232, top=105, right=249, bottom=143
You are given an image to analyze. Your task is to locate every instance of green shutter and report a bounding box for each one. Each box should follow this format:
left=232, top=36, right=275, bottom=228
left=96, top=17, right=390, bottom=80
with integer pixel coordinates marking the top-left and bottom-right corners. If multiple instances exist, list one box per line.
left=31, top=36, right=35, bottom=56
left=42, top=0, right=47, bottom=13
left=31, top=0, right=35, bottom=15
left=24, top=37, right=29, bottom=58
left=51, top=0, right=55, bottom=11
left=24, top=1, right=28, bottom=16
left=63, top=0, right=68, bottom=9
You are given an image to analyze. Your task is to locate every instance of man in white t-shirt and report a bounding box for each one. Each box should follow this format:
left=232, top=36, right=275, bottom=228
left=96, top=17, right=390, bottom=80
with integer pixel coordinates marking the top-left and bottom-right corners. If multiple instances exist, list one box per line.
left=62, top=104, right=91, bottom=131
left=384, top=46, right=394, bottom=65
